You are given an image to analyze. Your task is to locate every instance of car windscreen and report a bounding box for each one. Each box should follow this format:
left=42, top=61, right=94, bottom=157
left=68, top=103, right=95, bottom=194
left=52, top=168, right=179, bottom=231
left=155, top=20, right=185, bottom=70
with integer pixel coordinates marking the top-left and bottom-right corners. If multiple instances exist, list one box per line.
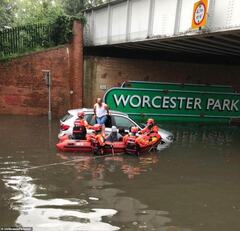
left=60, top=113, right=73, bottom=122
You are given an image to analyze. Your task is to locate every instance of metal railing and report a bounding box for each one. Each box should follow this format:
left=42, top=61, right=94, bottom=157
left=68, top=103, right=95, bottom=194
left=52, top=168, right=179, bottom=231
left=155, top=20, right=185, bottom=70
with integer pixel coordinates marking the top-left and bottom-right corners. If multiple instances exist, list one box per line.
left=0, top=24, right=57, bottom=58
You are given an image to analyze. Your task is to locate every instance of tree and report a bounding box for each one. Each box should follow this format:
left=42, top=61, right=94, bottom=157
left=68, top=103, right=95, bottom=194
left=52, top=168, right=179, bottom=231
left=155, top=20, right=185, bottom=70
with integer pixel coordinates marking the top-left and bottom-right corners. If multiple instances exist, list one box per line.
left=0, top=0, right=16, bottom=28
left=13, top=0, right=64, bottom=26
left=0, top=0, right=107, bottom=28
left=61, top=0, right=85, bottom=17
left=61, top=0, right=105, bottom=17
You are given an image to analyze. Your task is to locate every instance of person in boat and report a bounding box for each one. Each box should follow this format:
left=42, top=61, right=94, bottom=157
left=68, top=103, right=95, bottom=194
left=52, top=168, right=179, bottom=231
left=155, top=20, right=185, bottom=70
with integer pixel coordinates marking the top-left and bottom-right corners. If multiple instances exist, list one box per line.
left=93, top=98, right=109, bottom=135
left=91, top=124, right=105, bottom=146
left=106, top=126, right=122, bottom=142
left=140, top=118, right=159, bottom=135
left=123, top=126, right=139, bottom=145
left=118, top=127, right=127, bottom=137
left=72, top=112, right=93, bottom=140
left=136, top=118, right=161, bottom=148
left=91, top=124, right=106, bottom=155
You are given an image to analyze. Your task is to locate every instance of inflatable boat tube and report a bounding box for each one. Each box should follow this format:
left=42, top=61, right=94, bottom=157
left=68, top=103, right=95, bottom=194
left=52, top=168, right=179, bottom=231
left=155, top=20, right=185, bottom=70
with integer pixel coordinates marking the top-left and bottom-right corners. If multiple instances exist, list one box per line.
left=56, top=139, right=92, bottom=153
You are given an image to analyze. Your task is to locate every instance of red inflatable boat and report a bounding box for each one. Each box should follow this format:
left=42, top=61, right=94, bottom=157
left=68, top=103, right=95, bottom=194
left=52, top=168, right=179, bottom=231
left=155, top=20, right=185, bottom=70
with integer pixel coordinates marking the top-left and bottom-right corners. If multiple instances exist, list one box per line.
left=56, top=138, right=125, bottom=154
left=56, top=136, right=161, bottom=155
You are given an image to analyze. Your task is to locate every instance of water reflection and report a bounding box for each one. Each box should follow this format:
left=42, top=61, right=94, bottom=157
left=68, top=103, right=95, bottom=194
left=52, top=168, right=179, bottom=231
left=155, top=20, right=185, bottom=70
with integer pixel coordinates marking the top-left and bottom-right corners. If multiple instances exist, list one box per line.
left=55, top=153, right=191, bottom=230
left=1, top=159, right=120, bottom=231
left=171, top=124, right=237, bottom=147
left=57, top=153, right=160, bottom=180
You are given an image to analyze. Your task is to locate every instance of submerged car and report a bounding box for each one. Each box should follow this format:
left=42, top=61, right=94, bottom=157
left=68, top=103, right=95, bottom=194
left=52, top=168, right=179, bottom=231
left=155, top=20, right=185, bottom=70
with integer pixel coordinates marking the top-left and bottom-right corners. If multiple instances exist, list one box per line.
left=58, top=108, right=174, bottom=145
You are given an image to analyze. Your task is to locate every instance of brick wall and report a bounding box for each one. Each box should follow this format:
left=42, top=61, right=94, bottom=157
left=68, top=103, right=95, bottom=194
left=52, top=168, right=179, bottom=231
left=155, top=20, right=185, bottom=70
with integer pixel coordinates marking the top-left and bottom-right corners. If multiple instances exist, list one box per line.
left=83, top=56, right=240, bottom=107
left=0, top=21, right=83, bottom=117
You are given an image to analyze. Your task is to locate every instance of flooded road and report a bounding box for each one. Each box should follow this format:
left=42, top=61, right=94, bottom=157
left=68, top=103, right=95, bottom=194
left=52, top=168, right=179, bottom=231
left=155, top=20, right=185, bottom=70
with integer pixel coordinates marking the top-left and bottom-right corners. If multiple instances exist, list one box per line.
left=0, top=115, right=240, bottom=231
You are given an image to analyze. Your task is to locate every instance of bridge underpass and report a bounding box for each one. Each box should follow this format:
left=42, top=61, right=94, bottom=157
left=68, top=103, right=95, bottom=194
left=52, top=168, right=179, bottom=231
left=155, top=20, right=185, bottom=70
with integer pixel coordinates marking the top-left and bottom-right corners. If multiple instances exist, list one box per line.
left=83, top=0, right=240, bottom=111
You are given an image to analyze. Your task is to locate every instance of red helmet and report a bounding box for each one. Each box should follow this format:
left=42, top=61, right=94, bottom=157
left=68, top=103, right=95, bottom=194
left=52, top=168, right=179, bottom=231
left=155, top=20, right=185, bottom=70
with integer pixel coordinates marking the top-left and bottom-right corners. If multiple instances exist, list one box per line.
left=147, top=118, right=154, bottom=125
left=93, top=124, right=102, bottom=132
left=77, top=112, right=85, bottom=118
left=131, top=126, right=138, bottom=133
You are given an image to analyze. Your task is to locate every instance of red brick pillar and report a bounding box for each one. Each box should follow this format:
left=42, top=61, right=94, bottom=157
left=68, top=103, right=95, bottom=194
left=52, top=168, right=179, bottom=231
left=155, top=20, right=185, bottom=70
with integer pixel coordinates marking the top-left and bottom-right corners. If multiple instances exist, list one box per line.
left=69, top=20, right=84, bottom=108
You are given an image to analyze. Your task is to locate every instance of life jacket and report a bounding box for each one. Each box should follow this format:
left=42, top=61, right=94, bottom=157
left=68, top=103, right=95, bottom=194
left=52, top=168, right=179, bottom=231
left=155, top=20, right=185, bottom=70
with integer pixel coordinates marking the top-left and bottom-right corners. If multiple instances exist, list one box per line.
left=136, top=130, right=161, bottom=148
left=72, top=120, right=87, bottom=140
left=94, top=134, right=105, bottom=146
left=91, top=133, right=106, bottom=155
left=124, top=134, right=137, bottom=148
left=135, top=135, right=150, bottom=148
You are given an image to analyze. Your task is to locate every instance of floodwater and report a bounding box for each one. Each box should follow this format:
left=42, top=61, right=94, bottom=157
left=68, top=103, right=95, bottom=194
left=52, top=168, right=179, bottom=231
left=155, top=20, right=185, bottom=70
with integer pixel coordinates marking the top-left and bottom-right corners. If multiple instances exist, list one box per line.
left=0, top=115, right=240, bottom=231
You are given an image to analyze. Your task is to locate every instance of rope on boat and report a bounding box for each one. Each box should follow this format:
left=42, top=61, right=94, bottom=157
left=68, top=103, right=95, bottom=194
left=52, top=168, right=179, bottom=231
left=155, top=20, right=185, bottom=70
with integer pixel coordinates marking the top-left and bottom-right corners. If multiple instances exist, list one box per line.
left=20, top=153, right=124, bottom=172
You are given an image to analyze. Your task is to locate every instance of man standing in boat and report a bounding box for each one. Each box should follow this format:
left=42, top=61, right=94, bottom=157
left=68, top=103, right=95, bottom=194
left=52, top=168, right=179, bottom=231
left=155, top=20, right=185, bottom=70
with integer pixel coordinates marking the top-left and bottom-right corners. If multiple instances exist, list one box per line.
left=93, top=98, right=110, bottom=135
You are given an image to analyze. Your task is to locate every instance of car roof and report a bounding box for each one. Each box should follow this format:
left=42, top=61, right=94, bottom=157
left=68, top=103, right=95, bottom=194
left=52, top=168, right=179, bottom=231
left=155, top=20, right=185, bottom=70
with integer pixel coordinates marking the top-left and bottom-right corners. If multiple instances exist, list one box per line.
left=68, top=108, right=129, bottom=117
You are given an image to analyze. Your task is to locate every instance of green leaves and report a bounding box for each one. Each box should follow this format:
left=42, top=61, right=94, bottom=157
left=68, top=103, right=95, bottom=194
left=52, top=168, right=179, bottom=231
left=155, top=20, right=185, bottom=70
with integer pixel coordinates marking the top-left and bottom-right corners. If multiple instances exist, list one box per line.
left=0, top=0, right=106, bottom=29
left=50, top=15, right=74, bottom=45
left=0, top=0, right=16, bottom=28
left=13, top=0, right=64, bottom=26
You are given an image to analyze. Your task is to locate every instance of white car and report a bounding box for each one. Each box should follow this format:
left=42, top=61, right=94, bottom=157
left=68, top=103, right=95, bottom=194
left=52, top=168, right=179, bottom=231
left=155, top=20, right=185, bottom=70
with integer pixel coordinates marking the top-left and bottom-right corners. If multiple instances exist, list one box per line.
left=58, top=108, right=174, bottom=145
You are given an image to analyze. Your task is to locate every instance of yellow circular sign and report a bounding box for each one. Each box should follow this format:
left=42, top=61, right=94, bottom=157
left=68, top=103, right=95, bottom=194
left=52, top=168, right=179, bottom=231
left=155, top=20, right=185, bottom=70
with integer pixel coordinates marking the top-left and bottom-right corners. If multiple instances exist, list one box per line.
left=192, top=0, right=208, bottom=29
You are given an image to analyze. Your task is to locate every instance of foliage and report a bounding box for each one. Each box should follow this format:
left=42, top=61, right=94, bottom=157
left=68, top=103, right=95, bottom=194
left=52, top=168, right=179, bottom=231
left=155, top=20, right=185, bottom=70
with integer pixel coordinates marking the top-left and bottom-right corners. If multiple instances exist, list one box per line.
left=0, top=24, right=52, bottom=58
left=0, top=16, right=74, bottom=59
left=62, top=0, right=105, bottom=16
left=0, top=0, right=16, bottom=28
left=62, top=0, right=85, bottom=16
left=0, top=0, right=107, bottom=59
left=1, top=0, right=107, bottom=29
left=13, top=0, right=64, bottom=26
left=50, top=14, right=74, bottom=45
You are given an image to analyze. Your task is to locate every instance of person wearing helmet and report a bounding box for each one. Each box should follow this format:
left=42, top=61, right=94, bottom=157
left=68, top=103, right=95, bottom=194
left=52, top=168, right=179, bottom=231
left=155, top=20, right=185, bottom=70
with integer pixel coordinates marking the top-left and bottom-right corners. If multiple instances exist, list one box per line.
left=123, top=126, right=139, bottom=145
left=92, top=124, right=105, bottom=146
left=106, top=126, right=122, bottom=142
left=123, top=126, right=140, bottom=154
left=91, top=124, right=106, bottom=155
left=140, top=118, right=159, bottom=135
left=72, top=111, right=93, bottom=140
left=137, top=118, right=161, bottom=147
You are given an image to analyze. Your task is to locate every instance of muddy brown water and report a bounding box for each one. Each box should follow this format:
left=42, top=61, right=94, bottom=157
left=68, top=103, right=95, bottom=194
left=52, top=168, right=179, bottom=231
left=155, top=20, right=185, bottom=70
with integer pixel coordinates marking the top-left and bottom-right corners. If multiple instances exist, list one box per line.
left=0, top=115, right=240, bottom=231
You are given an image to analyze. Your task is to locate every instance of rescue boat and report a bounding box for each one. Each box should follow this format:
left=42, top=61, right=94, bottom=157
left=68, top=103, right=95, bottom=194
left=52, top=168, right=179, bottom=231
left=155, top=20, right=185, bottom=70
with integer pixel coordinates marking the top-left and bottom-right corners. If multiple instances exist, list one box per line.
left=56, top=135, right=161, bottom=155
left=56, top=139, right=125, bottom=154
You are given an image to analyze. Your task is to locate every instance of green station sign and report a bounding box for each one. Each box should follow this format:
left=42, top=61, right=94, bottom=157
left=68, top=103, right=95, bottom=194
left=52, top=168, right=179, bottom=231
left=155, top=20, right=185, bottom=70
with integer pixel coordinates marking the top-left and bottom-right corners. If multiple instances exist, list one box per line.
left=104, top=87, right=240, bottom=123
left=122, top=81, right=235, bottom=93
